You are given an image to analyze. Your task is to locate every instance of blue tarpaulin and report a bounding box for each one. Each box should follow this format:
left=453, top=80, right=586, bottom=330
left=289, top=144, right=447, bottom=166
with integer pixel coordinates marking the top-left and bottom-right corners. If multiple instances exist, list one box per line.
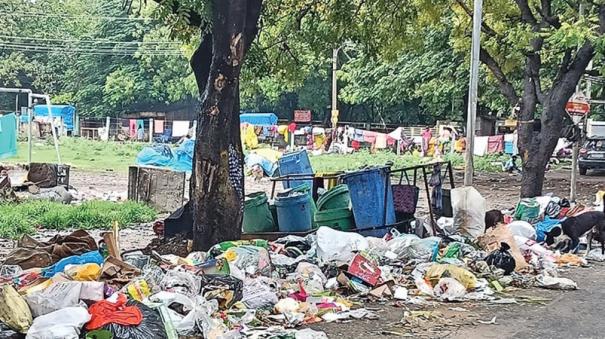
left=240, top=113, right=278, bottom=126
left=31, top=105, right=76, bottom=131
left=136, top=139, right=195, bottom=172
left=0, top=114, right=17, bottom=159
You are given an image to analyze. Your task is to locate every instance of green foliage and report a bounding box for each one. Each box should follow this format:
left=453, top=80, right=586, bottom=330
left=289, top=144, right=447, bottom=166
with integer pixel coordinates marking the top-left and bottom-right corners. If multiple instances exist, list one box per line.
left=0, top=200, right=156, bottom=239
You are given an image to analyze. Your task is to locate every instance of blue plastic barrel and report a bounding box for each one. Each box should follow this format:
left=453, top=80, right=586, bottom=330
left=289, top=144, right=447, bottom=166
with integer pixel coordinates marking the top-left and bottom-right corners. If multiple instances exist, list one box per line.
left=278, top=150, right=313, bottom=189
left=341, top=167, right=396, bottom=237
left=274, top=193, right=313, bottom=232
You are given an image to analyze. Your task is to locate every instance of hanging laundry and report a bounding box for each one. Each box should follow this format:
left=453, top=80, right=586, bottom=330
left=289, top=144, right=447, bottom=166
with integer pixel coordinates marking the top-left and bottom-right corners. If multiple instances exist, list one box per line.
left=375, top=133, right=388, bottom=149
left=129, top=119, right=137, bottom=138
left=154, top=120, right=165, bottom=134
left=363, top=130, right=377, bottom=144
left=353, top=129, right=365, bottom=142
left=0, top=114, right=17, bottom=159
left=473, top=136, right=489, bottom=156
left=487, top=135, right=504, bottom=154
left=172, top=121, right=190, bottom=137
left=136, top=120, right=145, bottom=140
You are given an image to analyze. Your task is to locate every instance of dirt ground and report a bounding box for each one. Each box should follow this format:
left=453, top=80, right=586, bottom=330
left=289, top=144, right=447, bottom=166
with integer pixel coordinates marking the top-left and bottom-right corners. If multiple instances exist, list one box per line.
left=1, top=167, right=604, bottom=338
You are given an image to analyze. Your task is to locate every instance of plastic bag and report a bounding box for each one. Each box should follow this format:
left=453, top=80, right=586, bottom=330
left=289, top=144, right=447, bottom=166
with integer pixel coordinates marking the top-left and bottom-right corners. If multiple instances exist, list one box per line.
left=0, top=284, right=32, bottom=333
left=100, top=301, right=168, bottom=339
left=316, top=227, right=369, bottom=265
left=451, top=187, right=486, bottom=239
left=387, top=236, right=440, bottom=262
left=478, top=224, right=530, bottom=272
left=484, top=242, right=516, bottom=275
left=535, top=274, right=577, bottom=290
left=160, top=270, right=200, bottom=298
left=199, top=275, right=243, bottom=309
left=26, top=307, right=90, bottom=339
left=507, top=221, right=537, bottom=240
left=221, top=246, right=272, bottom=277
left=241, top=277, right=278, bottom=309
left=25, top=282, right=82, bottom=317
left=65, top=263, right=102, bottom=281
left=43, top=251, right=104, bottom=278
left=425, top=264, right=477, bottom=290
left=586, top=249, right=605, bottom=262
left=433, top=277, right=467, bottom=301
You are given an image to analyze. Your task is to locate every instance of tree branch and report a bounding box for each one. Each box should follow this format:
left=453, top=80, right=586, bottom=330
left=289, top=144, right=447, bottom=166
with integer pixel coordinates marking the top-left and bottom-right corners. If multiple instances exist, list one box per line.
left=454, top=0, right=498, bottom=36
left=190, top=32, right=213, bottom=96
left=514, top=0, right=538, bottom=26
left=479, top=47, right=519, bottom=105
left=243, top=0, right=262, bottom=53
left=536, top=0, right=561, bottom=28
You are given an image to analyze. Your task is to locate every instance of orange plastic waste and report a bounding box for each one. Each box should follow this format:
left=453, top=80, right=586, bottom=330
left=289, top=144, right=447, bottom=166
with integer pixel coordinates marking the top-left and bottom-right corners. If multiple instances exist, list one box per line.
left=86, top=293, right=142, bottom=330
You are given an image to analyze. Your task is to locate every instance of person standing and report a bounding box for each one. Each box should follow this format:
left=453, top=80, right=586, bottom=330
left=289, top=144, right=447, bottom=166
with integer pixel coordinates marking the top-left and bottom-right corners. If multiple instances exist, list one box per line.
left=421, top=127, right=432, bottom=157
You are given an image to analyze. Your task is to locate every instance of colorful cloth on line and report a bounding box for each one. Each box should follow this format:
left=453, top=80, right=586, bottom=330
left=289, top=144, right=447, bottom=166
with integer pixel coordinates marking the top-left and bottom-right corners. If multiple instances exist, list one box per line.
left=0, top=114, right=17, bottom=159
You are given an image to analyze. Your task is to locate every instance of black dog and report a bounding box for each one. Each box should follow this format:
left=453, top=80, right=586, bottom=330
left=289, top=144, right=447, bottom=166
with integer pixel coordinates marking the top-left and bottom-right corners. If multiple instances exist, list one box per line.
left=545, top=204, right=605, bottom=254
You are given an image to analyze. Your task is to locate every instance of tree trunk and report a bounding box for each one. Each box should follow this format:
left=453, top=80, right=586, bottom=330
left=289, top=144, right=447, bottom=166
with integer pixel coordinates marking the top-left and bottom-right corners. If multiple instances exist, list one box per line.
left=190, top=0, right=262, bottom=251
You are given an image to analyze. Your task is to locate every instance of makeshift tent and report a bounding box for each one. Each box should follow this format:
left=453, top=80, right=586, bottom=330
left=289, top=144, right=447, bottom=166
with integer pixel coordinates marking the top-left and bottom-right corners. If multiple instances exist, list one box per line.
left=31, top=105, right=76, bottom=131
left=0, top=113, right=17, bottom=159
left=240, top=113, right=278, bottom=126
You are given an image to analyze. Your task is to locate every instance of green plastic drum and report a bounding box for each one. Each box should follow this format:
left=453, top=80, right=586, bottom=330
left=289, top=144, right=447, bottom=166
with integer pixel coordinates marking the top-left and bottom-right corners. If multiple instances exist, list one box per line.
left=242, top=192, right=277, bottom=233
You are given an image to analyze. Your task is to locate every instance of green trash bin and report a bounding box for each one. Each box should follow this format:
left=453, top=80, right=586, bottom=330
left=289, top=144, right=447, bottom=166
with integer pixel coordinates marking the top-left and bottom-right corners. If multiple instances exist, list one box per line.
left=242, top=192, right=277, bottom=233
left=317, top=184, right=351, bottom=211
left=314, top=208, right=355, bottom=231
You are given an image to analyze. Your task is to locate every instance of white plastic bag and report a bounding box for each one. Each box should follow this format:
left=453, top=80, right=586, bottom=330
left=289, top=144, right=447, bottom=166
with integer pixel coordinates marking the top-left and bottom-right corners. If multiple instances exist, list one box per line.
left=433, top=277, right=467, bottom=301
left=535, top=274, right=577, bottom=290
left=316, top=227, right=368, bottom=264
left=451, top=187, right=487, bottom=239
left=242, top=277, right=278, bottom=309
left=508, top=221, right=537, bottom=240
left=26, top=307, right=90, bottom=339
left=25, top=282, right=82, bottom=317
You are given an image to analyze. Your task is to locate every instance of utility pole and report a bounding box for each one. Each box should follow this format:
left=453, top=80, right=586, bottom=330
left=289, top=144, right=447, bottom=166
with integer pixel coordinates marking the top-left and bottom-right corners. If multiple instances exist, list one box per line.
left=331, top=47, right=340, bottom=128
left=570, top=3, right=585, bottom=202
left=464, top=0, right=483, bottom=186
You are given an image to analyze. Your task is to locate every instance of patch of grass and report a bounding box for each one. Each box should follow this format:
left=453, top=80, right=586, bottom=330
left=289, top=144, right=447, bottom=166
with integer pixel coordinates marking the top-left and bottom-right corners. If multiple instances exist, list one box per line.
left=0, top=200, right=157, bottom=239
left=309, top=150, right=509, bottom=173
left=6, top=138, right=145, bottom=172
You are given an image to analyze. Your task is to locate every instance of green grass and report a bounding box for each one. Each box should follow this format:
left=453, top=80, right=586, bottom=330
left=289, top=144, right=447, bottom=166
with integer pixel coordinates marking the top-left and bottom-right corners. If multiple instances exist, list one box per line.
left=0, top=200, right=157, bottom=239
left=7, top=138, right=144, bottom=172
left=309, top=150, right=509, bottom=173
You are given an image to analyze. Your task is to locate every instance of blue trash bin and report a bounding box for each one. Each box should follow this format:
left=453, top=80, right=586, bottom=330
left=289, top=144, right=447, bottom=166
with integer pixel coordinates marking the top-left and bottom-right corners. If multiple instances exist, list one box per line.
left=278, top=150, right=313, bottom=189
left=274, top=193, right=313, bottom=232
left=342, top=167, right=396, bottom=237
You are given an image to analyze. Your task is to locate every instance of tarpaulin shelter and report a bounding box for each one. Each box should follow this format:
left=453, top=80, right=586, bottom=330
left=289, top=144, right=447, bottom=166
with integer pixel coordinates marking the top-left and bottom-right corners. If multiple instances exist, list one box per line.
left=31, top=105, right=76, bottom=131
left=0, top=113, right=17, bottom=159
left=240, top=113, right=278, bottom=126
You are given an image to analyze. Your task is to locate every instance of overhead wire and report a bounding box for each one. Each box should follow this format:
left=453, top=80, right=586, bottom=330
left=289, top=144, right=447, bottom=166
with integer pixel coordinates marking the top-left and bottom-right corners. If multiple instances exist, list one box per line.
left=0, top=40, right=182, bottom=53
left=0, top=43, right=183, bottom=56
left=0, top=35, right=182, bottom=45
left=0, top=12, right=153, bottom=21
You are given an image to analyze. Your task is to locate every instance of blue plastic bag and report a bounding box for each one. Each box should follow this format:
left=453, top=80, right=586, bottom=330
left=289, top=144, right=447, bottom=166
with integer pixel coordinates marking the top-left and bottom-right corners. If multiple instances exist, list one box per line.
left=535, top=217, right=564, bottom=242
left=42, top=251, right=104, bottom=278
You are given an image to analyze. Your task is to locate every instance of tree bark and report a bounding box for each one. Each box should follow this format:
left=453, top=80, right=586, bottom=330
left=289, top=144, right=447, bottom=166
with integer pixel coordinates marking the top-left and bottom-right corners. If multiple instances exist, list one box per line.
left=190, top=0, right=262, bottom=251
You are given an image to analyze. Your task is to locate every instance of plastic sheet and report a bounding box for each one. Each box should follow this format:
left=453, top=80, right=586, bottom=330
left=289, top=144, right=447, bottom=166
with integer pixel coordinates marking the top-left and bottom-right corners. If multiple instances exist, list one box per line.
left=316, top=227, right=369, bottom=265
left=135, top=140, right=194, bottom=172
left=25, top=282, right=82, bottom=317
left=507, top=221, right=537, bottom=240
left=221, top=246, right=272, bottom=277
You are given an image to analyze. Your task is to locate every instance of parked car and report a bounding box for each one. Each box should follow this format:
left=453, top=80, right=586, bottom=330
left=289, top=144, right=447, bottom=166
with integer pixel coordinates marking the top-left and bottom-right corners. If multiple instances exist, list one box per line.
left=579, top=138, right=605, bottom=175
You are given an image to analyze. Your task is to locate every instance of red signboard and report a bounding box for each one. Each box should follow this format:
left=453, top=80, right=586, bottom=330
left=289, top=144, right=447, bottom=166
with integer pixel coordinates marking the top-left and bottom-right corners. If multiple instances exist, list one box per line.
left=294, top=110, right=312, bottom=122
left=566, top=94, right=590, bottom=116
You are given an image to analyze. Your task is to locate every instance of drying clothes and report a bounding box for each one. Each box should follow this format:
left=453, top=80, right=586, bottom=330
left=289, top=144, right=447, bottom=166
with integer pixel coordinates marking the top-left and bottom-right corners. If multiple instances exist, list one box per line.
left=351, top=140, right=361, bottom=151
left=353, top=129, right=365, bottom=142
left=172, top=121, right=190, bottom=137
left=129, top=120, right=137, bottom=138
left=154, top=120, right=164, bottom=134
left=473, top=136, right=489, bottom=156
left=487, top=135, right=504, bottom=154
left=375, top=133, right=388, bottom=149
left=86, top=294, right=142, bottom=331
left=0, top=114, right=17, bottom=159
left=136, top=120, right=145, bottom=140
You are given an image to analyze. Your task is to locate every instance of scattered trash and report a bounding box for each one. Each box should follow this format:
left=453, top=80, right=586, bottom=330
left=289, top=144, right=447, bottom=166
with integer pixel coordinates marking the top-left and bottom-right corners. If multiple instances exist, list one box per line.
left=477, top=316, right=498, bottom=325
left=484, top=242, right=516, bottom=275
left=535, top=274, right=578, bottom=290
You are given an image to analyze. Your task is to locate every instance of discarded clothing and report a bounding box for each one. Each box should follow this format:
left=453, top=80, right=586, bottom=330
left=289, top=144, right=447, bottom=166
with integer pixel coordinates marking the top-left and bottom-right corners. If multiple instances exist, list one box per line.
left=86, top=294, right=143, bottom=331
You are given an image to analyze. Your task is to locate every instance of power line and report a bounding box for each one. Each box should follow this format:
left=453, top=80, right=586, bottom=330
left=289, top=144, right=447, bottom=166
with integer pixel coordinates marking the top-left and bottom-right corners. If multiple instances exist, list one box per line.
left=0, top=12, right=153, bottom=21
left=0, top=44, right=183, bottom=56
left=0, top=41, right=182, bottom=53
left=0, top=35, right=182, bottom=45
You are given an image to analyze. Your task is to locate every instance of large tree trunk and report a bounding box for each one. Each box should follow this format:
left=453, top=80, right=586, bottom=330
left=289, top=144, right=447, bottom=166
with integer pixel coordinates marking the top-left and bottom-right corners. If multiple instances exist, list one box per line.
left=190, top=0, right=262, bottom=251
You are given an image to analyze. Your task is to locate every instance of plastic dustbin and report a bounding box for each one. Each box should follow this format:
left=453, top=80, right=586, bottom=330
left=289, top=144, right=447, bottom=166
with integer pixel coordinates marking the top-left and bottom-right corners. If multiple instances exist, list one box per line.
left=275, top=193, right=313, bottom=232
left=314, top=208, right=354, bottom=231
left=317, top=184, right=351, bottom=211
left=242, top=192, right=276, bottom=233
left=341, top=167, right=396, bottom=237
left=278, top=150, right=313, bottom=189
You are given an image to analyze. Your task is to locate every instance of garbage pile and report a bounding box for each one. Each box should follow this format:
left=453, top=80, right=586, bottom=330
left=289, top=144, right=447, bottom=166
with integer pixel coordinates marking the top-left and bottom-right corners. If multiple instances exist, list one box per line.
left=0, top=189, right=599, bottom=338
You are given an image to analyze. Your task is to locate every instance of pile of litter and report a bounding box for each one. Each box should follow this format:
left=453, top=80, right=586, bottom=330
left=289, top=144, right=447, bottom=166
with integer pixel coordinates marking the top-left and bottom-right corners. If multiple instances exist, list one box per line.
left=0, top=204, right=594, bottom=339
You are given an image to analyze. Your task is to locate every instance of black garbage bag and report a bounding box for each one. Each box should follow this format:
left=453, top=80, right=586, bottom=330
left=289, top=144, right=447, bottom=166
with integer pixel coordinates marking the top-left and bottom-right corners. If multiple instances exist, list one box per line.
left=0, top=322, right=23, bottom=339
left=98, top=301, right=168, bottom=339
left=199, top=274, right=243, bottom=309
left=484, top=242, right=516, bottom=275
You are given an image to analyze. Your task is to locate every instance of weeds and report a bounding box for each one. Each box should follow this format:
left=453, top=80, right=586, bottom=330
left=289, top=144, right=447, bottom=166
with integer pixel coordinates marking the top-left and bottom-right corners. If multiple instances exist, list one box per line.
left=0, top=200, right=157, bottom=239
